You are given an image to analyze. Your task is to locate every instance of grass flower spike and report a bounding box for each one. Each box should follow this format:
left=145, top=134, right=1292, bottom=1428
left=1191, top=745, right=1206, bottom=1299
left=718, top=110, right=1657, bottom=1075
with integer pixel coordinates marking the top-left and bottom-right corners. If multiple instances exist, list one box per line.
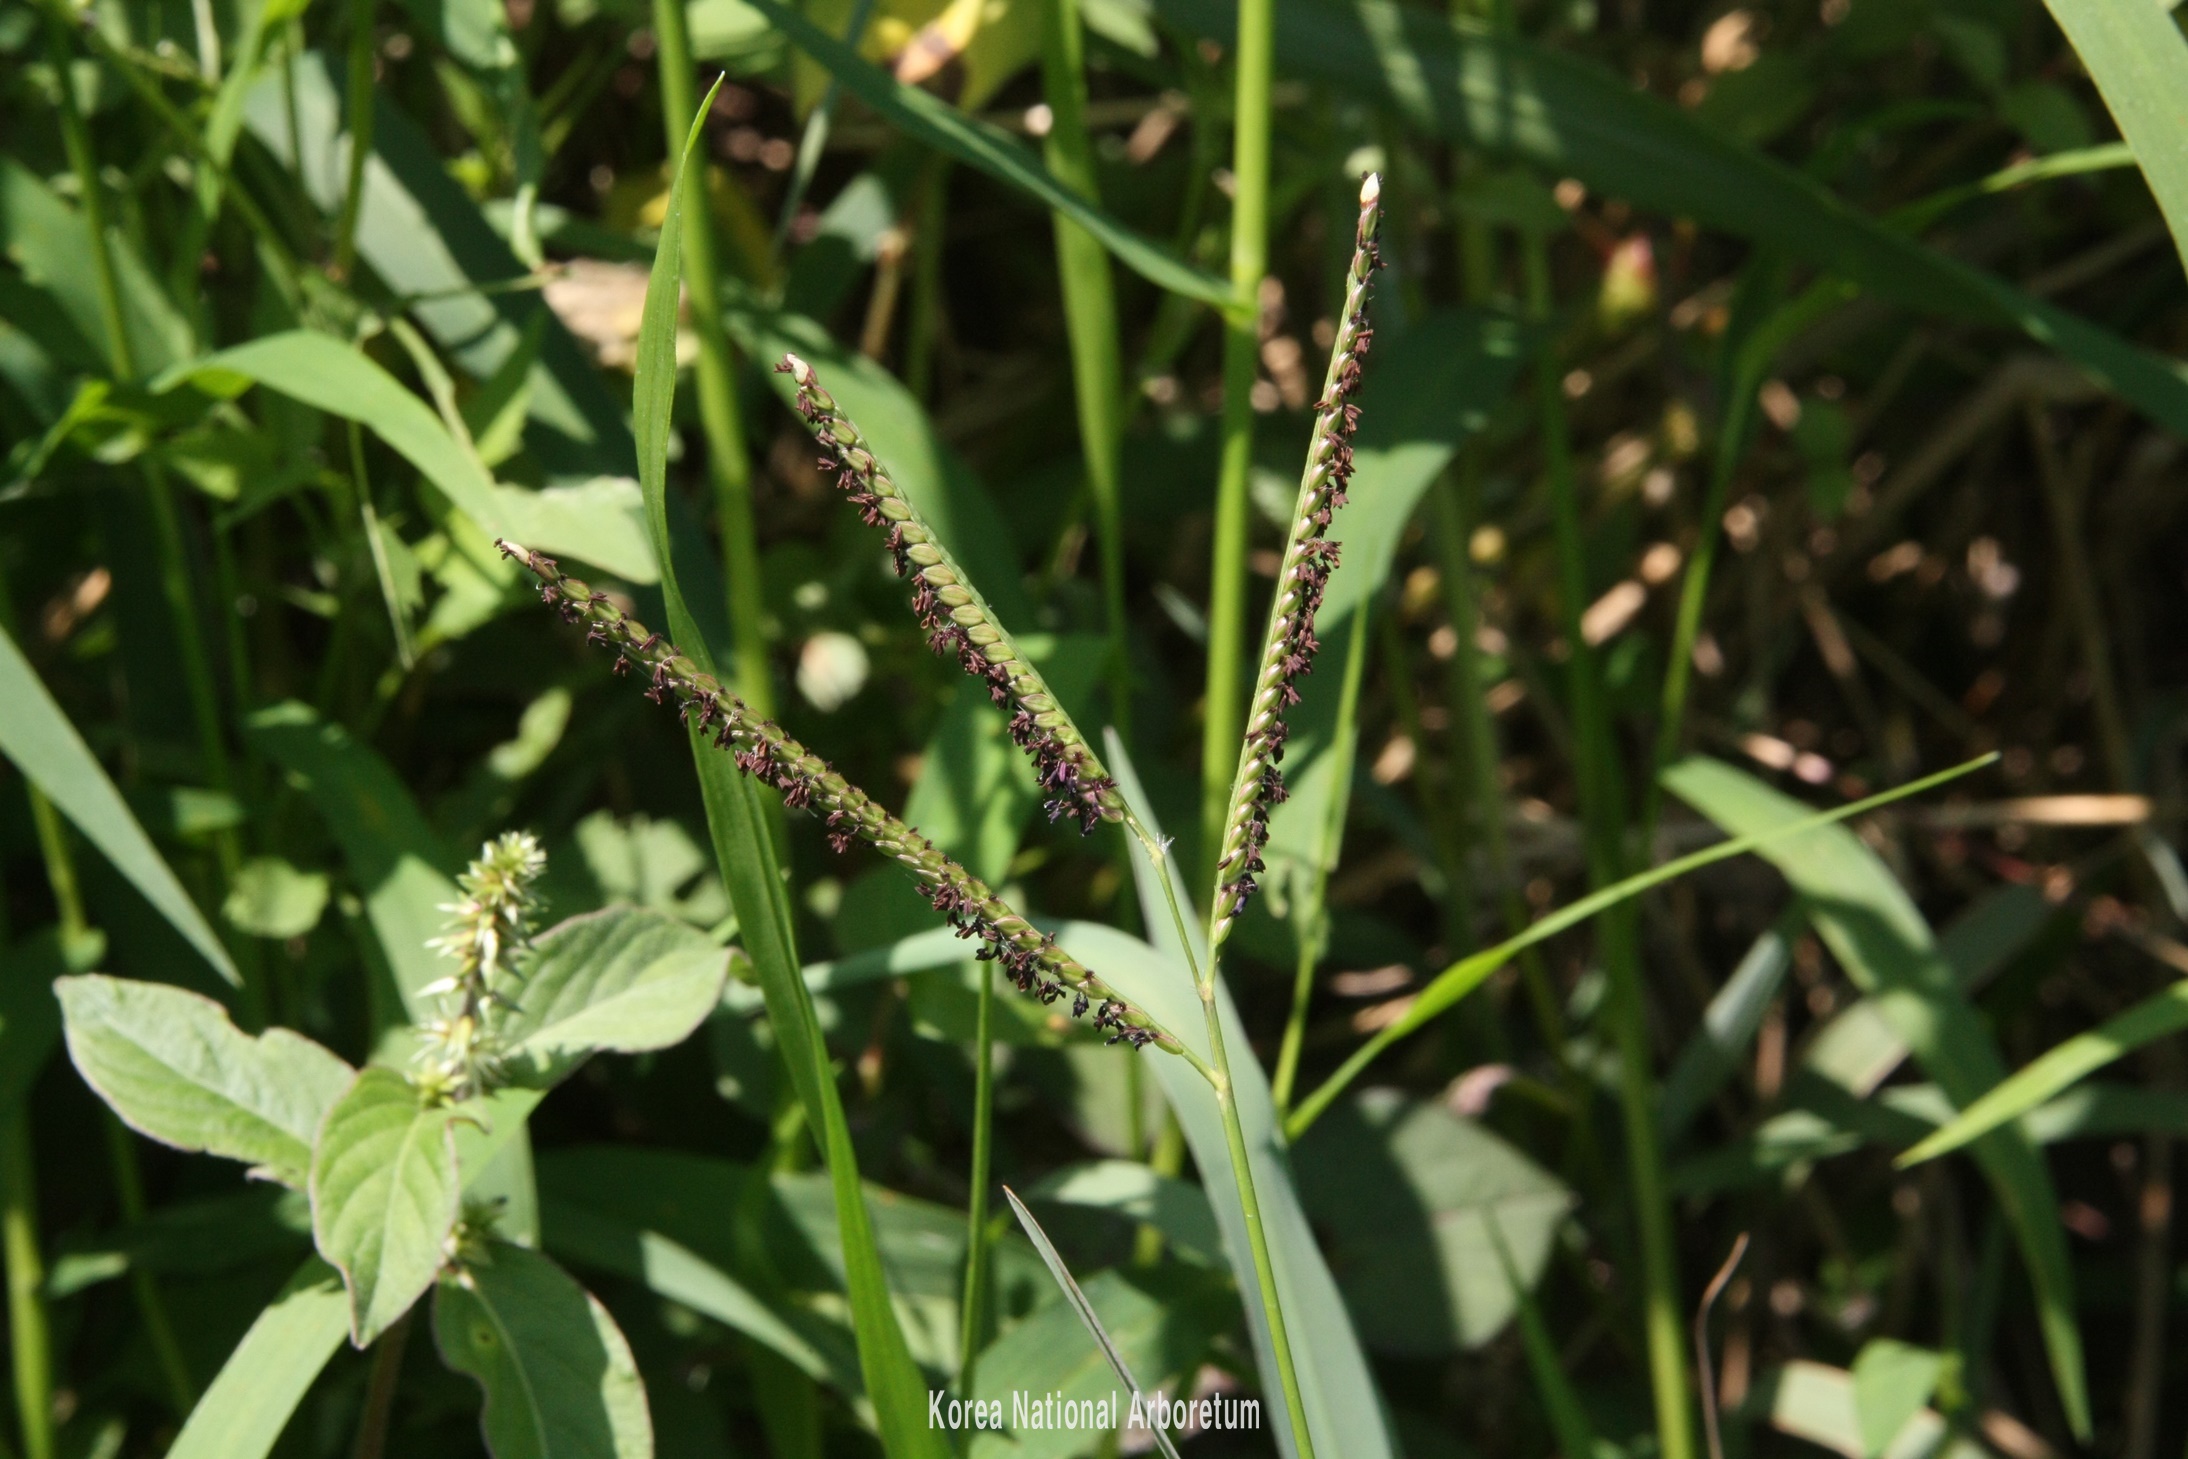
left=1210, top=173, right=1382, bottom=947
left=503, top=543, right=1188, bottom=1060
left=416, top=830, right=548, bottom=1103
left=779, top=354, right=1127, bottom=836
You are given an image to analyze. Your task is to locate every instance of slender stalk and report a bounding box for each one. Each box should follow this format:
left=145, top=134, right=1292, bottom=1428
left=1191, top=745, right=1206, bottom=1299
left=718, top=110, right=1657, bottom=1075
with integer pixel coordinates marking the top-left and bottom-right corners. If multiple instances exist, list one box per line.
left=903, top=155, right=950, bottom=404
left=0, top=1118, right=49, bottom=1459
left=957, top=959, right=997, bottom=1399
left=104, top=1120, right=194, bottom=1414
left=653, top=0, right=774, bottom=718
left=350, top=1309, right=412, bottom=1459
left=333, top=0, right=375, bottom=280
left=1197, top=0, right=1274, bottom=893
left=1522, top=234, right=1694, bottom=1459
left=1036, top=0, right=1132, bottom=748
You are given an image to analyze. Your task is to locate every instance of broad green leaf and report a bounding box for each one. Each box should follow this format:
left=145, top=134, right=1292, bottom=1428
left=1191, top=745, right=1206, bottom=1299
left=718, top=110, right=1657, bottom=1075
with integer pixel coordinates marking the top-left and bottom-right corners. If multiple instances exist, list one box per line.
left=434, top=1242, right=654, bottom=1459
left=1102, top=734, right=1395, bottom=1459
left=0, top=159, right=194, bottom=377
left=496, top=907, right=731, bottom=1086
left=57, top=974, right=355, bottom=1188
left=0, top=621, right=237, bottom=985
left=991, top=1188, right=1195, bottom=1459
left=2038, top=0, right=2188, bottom=275
left=1295, top=1090, right=1571, bottom=1355
left=1850, top=1340, right=1945, bottom=1459
left=222, top=856, right=331, bottom=940
left=1025, top=1161, right=1224, bottom=1268
left=248, top=701, right=459, bottom=1024
left=631, top=86, right=949, bottom=1459
left=241, top=56, right=634, bottom=475
left=1664, top=757, right=2089, bottom=1440
left=748, top=0, right=1229, bottom=308
left=1153, top=0, right=2188, bottom=439
left=311, top=1066, right=461, bottom=1345
left=164, top=1258, right=351, bottom=1459
left=1902, top=979, right=2188, bottom=1166
left=1756, top=1360, right=1984, bottom=1459
left=159, top=334, right=655, bottom=581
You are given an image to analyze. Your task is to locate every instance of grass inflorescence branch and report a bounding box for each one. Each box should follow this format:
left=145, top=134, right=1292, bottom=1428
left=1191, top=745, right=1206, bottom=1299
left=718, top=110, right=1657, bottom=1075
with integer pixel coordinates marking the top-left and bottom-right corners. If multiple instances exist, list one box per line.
left=1209, top=174, right=1382, bottom=948
left=779, top=353, right=1126, bottom=836
left=503, top=541, right=1186, bottom=1059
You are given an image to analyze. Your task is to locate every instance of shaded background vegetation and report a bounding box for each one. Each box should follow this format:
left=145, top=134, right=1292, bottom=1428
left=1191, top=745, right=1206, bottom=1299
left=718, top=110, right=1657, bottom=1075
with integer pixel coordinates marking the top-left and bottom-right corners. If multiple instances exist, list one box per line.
left=4, top=0, right=2188, bottom=1453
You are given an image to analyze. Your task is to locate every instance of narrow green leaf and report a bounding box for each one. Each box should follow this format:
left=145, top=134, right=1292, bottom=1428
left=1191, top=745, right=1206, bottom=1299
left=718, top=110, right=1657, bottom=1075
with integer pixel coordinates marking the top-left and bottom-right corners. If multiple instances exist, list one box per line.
left=1658, top=911, right=1797, bottom=1141
left=160, top=335, right=655, bottom=581
left=434, top=1242, right=654, bottom=1459
left=57, top=974, right=354, bottom=1189
left=0, top=621, right=238, bottom=985
left=999, top=1187, right=1186, bottom=1459
left=1103, top=734, right=1397, bottom=1459
left=628, top=86, right=949, bottom=1459
left=496, top=907, right=730, bottom=1087
left=744, top=0, right=1230, bottom=308
left=1901, top=979, right=2188, bottom=1166
left=1154, top=0, right=2188, bottom=438
left=0, top=159, right=193, bottom=377
left=1664, top=757, right=2089, bottom=1440
left=164, top=1258, right=351, bottom=1459
left=311, top=1066, right=461, bottom=1345
left=2038, top=0, right=2188, bottom=275
left=247, top=701, right=459, bottom=1024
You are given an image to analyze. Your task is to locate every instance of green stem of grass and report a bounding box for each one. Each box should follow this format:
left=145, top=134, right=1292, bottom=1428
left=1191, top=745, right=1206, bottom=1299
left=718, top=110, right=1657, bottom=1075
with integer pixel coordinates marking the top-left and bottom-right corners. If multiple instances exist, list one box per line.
left=957, top=958, right=996, bottom=1403
left=1037, top=0, right=1132, bottom=748
left=333, top=0, right=374, bottom=280
left=904, top=155, right=950, bottom=404
left=0, top=1117, right=50, bottom=1459
left=104, top=1119, right=195, bottom=1414
left=1197, top=0, right=1273, bottom=893
left=652, top=1, right=773, bottom=718
left=1522, top=234, right=1694, bottom=1459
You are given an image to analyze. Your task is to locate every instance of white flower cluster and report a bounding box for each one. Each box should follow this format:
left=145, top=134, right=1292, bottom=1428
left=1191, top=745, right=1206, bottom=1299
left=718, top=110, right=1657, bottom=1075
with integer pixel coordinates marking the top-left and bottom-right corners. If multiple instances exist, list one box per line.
left=415, top=831, right=546, bottom=1104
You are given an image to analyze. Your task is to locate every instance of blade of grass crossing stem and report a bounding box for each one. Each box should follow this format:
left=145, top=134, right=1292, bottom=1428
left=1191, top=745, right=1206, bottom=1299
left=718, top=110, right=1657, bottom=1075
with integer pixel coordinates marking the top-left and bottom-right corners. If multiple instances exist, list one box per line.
left=1901, top=980, right=2188, bottom=1166
left=1285, top=756, right=2000, bottom=1139
left=0, top=623, right=238, bottom=986
left=1487, top=1213, right=1599, bottom=1459
left=1524, top=227, right=1693, bottom=1459
left=1662, top=757, right=2090, bottom=1439
left=1036, top=0, right=1132, bottom=748
left=631, top=88, right=945, bottom=1459
left=1198, top=0, right=1274, bottom=893
left=748, top=0, right=1228, bottom=308
left=652, top=0, right=772, bottom=718
left=1001, top=1188, right=1184, bottom=1459
left=2038, top=0, right=2188, bottom=277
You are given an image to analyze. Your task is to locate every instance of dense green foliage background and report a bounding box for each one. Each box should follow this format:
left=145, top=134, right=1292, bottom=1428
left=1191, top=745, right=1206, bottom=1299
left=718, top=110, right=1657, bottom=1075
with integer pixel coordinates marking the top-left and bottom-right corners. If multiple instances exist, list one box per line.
left=5, top=0, right=2188, bottom=1454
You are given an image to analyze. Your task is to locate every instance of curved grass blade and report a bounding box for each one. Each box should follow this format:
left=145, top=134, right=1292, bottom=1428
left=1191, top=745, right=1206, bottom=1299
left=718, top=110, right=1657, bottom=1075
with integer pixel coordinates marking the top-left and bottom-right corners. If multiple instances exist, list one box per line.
left=1000, top=1187, right=1183, bottom=1459
left=2038, top=0, right=2188, bottom=275
left=1664, top=758, right=2089, bottom=1441
left=626, top=81, right=949, bottom=1459
left=0, top=621, right=237, bottom=986
left=744, top=0, right=1230, bottom=309
left=1900, top=979, right=2188, bottom=1167
left=1286, top=755, right=1998, bottom=1141
left=163, top=1259, right=350, bottom=1459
